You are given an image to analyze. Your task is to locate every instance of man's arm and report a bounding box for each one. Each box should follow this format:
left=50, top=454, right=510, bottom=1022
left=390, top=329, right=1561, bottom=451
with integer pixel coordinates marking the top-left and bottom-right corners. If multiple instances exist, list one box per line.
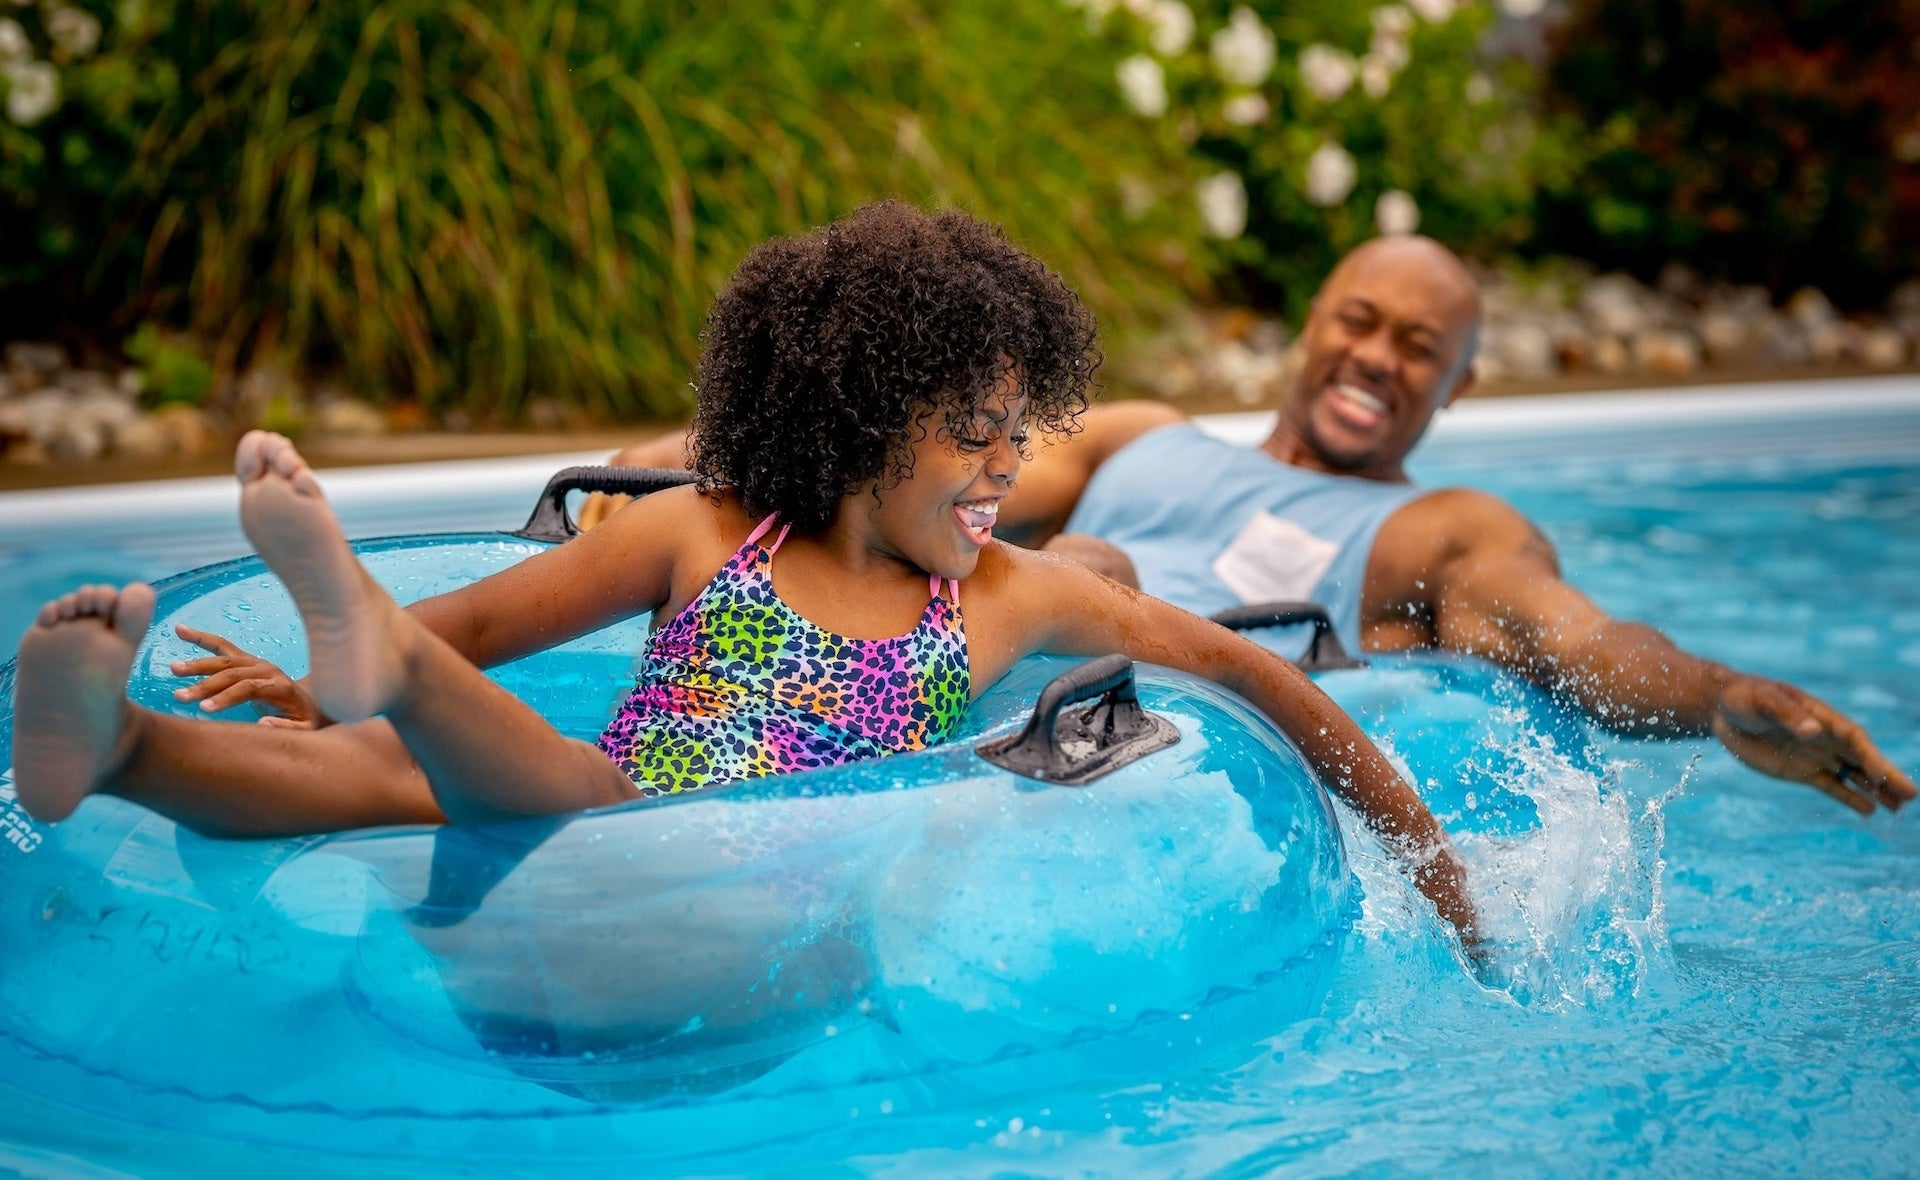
left=994, top=400, right=1187, bottom=547
left=1409, top=490, right=1915, bottom=814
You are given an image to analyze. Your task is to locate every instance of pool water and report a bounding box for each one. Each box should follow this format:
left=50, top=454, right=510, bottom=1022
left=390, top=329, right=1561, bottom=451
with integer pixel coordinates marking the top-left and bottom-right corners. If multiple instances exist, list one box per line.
left=0, top=386, right=1916, bottom=1175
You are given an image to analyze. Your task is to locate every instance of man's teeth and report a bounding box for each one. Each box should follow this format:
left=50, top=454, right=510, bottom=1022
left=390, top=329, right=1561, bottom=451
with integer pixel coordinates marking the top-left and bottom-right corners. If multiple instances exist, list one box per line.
left=1337, top=384, right=1387, bottom=413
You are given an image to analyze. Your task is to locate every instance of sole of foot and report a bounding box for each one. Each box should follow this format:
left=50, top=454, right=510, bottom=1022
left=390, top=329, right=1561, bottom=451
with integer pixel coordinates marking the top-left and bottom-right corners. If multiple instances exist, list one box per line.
left=235, top=430, right=402, bottom=724
left=13, top=582, right=156, bottom=822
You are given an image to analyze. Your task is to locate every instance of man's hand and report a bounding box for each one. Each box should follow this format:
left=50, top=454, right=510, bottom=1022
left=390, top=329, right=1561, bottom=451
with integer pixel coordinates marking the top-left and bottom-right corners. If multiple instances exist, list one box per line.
left=1040, top=533, right=1142, bottom=588
left=1709, top=675, right=1916, bottom=814
left=169, top=625, right=329, bottom=729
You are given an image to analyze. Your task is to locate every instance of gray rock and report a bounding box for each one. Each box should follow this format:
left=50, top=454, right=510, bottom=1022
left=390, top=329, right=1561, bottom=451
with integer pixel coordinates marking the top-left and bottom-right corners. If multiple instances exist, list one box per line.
left=1786, top=287, right=1837, bottom=329
left=1859, top=326, right=1909, bottom=370
left=58, top=368, right=113, bottom=398
left=311, top=397, right=388, bottom=438
left=1490, top=321, right=1558, bottom=378
left=72, top=389, right=139, bottom=432
left=111, top=414, right=174, bottom=461
left=150, top=404, right=214, bottom=460
left=0, top=389, right=72, bottom=442
left=1591, top=335, right=1632, bottom=374
left=1207, top=341, right=1287, bottom=406
left=5, top=341, right=67, bottom=384
left=1579, top=275, right=1652, bottom=338
left=1765, top=323, right=1812, bottom=367
left=1805, top=321, right=1855, bottom=365
left=1696, top=310, right=1757, bottom=366
left=1633, top=329, right=1702, bottom=375
left=1656, top=263, right=1704, bottom=303
left=46, top=417, right=107, bottom=463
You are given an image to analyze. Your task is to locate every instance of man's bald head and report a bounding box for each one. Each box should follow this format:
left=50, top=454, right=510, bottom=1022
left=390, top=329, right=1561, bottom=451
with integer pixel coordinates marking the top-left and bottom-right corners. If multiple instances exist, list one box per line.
left=1266, top=236, right=1484, bottom=481
left=1315, top=235, right=1482, bottom=388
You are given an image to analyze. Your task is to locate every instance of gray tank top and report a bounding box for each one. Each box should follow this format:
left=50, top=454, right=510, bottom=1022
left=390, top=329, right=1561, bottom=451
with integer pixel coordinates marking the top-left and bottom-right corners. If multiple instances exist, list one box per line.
left=1062, top=423, right=1423, bottom=655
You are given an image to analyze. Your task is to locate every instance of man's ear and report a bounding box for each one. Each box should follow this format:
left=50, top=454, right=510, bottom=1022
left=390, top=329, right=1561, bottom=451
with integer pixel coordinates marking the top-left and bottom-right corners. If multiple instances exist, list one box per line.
left=1441, top=364, right=1478, bottom=408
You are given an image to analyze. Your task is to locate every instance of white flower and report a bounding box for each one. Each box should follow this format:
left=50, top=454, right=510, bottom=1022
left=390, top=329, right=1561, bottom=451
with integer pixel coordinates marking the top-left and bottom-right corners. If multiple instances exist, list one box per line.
left=1118, top=174, right=1157, bottom=220
left=1368, top=33, right=1410, bottom=72
left=4, top=59, right=58, bottom=125
left=1222, top=92, right=1270, bottom=125
left=1406, top=0, right=1456, bottom=20
left=0, top=18, right=26, bottom=62
left=1375, top=189, right=1421, bottom=235
left=1304, top=142, right=1357, bottom=207
left=1116, top=54, right=1167, bottom=117
left=1359, top=54, right=1393, bottom=97
left=1370, top=5, right=1414, bottom=41
left=1298, top=44, right=1355, bottom=101
left=1464, top=72, right=1494, bottom=104
left=1145, top=0, right=1195, bottom=56
left=1501, top=0, right=1546, bottom=15
left=1211, top=7, right=1276, bottom=88
left=1196, top=171, right=1248, bottom=239
left=47, top=6, right=101, bottom=57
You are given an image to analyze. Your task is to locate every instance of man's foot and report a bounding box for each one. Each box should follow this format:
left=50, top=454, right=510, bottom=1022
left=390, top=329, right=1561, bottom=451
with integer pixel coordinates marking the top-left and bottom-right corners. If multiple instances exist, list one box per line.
left=13, top=583, right=155, bottom=821
left=235, top=431, right=406, bottom=723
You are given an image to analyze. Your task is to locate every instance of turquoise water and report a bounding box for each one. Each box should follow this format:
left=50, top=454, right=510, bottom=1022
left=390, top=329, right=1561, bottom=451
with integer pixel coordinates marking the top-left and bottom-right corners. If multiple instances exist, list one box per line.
left=1, top=398, right=1917, bottom=1174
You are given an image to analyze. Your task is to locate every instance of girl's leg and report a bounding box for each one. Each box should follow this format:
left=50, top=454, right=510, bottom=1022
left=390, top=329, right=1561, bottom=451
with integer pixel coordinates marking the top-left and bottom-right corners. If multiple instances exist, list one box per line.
left=13, top=582, right=441, bottom=835
left=236, top=431, right=636, bottom=824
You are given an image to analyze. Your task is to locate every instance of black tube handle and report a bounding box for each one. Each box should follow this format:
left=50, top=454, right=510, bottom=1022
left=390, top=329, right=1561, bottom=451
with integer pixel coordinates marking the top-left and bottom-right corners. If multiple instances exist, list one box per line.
left=975, top=654, right=1179, bottom=785
left=1208, top=600, right=1366, bottom=673
left=511, top=465, right=699, bottom=542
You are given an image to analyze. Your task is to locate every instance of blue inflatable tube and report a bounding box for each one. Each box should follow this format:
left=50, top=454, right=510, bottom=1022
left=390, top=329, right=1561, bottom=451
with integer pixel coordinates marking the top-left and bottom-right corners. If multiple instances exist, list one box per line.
left=0, top=529, right=1384, bottom=1157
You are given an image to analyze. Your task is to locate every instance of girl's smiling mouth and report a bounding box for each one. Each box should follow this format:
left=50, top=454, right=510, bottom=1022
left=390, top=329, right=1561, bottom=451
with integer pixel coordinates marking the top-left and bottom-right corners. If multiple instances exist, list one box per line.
left=955, top=497, right=1001, bottom=546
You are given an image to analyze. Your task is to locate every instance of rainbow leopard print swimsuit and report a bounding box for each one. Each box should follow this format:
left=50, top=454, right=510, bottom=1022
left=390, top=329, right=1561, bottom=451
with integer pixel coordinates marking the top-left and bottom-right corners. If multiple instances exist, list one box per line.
left=596, top=514, right=971, bottom=796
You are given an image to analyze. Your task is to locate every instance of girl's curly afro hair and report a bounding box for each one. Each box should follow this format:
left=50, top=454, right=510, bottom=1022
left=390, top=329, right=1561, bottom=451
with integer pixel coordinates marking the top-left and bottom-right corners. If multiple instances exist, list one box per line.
left=688, top=201, right=1101, bottom=532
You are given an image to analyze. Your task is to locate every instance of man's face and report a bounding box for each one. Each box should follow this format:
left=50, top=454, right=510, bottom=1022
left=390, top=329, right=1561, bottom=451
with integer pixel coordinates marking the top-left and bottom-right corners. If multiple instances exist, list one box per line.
left=1279, top=240, right=1479, bottom=478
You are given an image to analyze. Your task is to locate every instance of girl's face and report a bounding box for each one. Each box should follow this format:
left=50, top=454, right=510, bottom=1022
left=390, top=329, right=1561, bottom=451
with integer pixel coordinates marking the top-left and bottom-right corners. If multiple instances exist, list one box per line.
left=865, top=372, right=1030, bottom=580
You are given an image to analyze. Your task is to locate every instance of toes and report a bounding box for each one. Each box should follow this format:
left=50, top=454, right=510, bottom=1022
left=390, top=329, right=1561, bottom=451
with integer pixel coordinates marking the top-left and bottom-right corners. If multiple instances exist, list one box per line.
left=235, top=429, right=269, bottom=481
left=236, top=430, right=322, bottom=497
left=113, top=583, right=156, bottom=638
left=33, top=583, right=156, bottom=634
left=77, top=584, right=115, bottom=616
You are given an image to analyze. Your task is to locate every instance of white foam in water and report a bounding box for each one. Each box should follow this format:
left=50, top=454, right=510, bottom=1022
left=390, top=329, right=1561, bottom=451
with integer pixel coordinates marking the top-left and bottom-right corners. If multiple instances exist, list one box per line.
left=1342, top=722, right=1687, bottom=1011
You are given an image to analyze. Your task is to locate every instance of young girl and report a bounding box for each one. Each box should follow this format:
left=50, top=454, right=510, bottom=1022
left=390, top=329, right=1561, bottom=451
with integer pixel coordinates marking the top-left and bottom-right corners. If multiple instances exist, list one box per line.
left=12, top=203, right=1480, bottom=951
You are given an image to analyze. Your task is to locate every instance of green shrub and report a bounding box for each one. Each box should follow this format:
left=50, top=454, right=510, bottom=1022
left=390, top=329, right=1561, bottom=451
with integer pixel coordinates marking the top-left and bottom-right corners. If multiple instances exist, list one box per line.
left=1085, top=0, right=1581, bottom=318
left=1535, top=0, right=1920, bottom=307
left=123, top=323, right=214, bottom=406
left=0, top=0, right=1210, bottom=421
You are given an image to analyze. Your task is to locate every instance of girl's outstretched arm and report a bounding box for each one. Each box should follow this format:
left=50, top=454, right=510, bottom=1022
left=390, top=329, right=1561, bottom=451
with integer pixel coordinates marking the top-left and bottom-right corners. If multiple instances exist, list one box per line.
left=969, top=545, right=1484, bottom=957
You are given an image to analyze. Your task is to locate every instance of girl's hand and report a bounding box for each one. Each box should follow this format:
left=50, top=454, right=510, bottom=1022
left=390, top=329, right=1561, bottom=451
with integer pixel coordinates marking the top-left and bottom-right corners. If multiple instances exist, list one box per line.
left=168, top=625, right=330, bottom=729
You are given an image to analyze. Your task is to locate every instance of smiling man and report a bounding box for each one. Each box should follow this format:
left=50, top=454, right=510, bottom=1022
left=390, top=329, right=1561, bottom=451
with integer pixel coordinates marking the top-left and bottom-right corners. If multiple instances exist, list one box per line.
left=999, top=234, right=1914, bottom=816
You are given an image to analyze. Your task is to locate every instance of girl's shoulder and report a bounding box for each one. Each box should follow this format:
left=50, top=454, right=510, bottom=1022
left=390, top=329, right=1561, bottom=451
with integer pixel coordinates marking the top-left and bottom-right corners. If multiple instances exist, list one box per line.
left=958, top=541, right=1095, bottom=622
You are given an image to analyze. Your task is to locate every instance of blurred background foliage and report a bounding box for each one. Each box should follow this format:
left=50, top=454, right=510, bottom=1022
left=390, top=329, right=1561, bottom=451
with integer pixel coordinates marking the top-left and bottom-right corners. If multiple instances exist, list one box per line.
left=1534, top=0, right=1920, bottom=308
left=0, top=0, right=1915, bottom=421
left=0, top=0, right=1209, bottom=420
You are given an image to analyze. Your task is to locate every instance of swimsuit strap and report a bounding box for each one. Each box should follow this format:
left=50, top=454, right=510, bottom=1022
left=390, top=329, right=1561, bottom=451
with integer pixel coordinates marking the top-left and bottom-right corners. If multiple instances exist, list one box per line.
left=744, top=513, right=792, bottom=553
left=928, top=575, right=960, bottom=604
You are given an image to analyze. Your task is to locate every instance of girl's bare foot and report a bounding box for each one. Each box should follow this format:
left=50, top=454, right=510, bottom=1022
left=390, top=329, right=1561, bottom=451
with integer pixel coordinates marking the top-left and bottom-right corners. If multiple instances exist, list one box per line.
left=13, top=583, right=156, bottom=821
left=235, top=431, right=408, bottom=723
